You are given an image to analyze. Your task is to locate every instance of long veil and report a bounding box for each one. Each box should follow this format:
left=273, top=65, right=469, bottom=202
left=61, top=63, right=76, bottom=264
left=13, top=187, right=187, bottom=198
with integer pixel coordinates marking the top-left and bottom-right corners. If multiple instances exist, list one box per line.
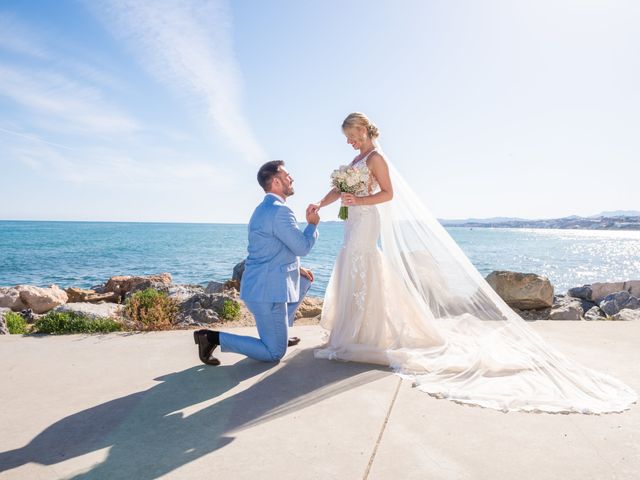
left=330, top=140, right=636, bottom=413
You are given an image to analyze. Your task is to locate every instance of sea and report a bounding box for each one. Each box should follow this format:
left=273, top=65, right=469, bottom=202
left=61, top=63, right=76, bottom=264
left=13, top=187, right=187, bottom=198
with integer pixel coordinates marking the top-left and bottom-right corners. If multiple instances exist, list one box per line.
left=1, top=220, right=639, bottom=297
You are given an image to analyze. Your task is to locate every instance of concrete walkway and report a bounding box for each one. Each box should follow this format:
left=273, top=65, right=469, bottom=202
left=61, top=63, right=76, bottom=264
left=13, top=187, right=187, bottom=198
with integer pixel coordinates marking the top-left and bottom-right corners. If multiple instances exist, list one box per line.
left=0, top=321, right=638, bottom=480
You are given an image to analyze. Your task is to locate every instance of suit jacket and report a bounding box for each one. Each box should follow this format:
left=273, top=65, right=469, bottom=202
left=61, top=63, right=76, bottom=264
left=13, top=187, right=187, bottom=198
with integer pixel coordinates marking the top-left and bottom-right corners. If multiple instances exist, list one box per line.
left=240, top=194, right=318, bottom=303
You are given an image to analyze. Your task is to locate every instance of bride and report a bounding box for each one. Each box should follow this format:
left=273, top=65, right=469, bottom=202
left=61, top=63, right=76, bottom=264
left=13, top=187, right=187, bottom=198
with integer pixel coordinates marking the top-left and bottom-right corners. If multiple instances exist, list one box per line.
left=308, top=112, right=637, bottom=414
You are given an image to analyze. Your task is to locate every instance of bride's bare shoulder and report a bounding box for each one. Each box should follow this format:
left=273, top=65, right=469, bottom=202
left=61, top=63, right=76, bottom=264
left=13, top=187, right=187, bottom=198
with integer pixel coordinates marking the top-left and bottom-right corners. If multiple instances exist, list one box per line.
left=367, top=151, right=388, bottom=168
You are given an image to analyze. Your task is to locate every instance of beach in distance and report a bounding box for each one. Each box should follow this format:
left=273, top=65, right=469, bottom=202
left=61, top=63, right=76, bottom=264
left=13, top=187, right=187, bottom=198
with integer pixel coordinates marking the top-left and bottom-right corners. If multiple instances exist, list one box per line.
left=1, top=220, right=639, bottom=297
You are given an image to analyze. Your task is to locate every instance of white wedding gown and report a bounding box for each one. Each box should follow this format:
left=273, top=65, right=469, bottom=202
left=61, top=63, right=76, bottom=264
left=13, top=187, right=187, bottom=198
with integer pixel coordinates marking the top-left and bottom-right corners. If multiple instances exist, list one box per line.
left=315, top=148, right=637, bottom=413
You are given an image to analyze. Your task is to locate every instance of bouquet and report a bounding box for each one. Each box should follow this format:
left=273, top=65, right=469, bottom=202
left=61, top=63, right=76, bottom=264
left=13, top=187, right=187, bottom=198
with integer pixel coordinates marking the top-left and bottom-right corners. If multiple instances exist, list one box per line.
left=330, top=164, right=369, bottom=220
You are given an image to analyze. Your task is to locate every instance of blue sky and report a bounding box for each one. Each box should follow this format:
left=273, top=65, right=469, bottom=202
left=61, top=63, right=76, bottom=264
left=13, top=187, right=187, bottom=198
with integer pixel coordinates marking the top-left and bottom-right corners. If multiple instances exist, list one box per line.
left=1, top=0, right=638, bottom=223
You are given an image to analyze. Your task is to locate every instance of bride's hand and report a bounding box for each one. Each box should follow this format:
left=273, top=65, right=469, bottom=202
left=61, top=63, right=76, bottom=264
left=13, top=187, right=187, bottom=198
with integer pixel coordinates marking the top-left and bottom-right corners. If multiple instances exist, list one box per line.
left=307, top=202, right=321, bottom=214
left=341, top=193, right=358, bottom=206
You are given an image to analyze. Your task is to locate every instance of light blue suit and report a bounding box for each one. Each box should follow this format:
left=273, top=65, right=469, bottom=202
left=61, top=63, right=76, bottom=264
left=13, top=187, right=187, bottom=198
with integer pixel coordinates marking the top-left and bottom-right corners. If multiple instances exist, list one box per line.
left=219, top=194, right=318, bottom=362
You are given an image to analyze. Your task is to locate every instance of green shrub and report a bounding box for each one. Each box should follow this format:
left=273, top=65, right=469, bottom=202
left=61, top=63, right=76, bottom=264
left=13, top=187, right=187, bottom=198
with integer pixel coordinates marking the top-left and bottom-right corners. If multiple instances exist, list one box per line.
left=218, top=299, right=241, bottom=321
left=5, top=312, right=28, bottom=334
left=34, top=311, right=122, bottom=334
left=125, top=288, right=178, bottom=331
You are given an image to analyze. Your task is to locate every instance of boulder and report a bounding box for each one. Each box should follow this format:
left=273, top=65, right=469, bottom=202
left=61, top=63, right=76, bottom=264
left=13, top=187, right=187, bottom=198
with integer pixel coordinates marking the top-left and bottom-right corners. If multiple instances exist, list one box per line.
left=177, top=291, right=239, bottom=325
left=205, top=281, right=225, bottom=294
left=584, top=306, right=606, bottom=321
left=54, top=302, right=125, bottom=320
left=599, top=291, right=639, bottom=317
left=205, top=280, right=240, bottom=295
left=590, top=282, right=626, bottom=303
left=295, top=296, right=324, bottom=319
left=567, top=286, right=592, bottom=300
left=14, top=285, right=68, bottom=314
left=0, top=287, right=26, bottom=311
left=65, top=287, right=119, bottom=304
left=626, top=280, right=640, bottom=297
left=167, top=284, right=206, bottom=303
left=590, top=281, right=640, bottom=303
left=548, top=296, right=583, bottom=320
left=513, top=307, right=551, bottom=321
left=103, top=273, right=173, bottom=301
left=624, top=296, right=640, bottom=310
left=232, top=260, right=246, bottom=284
left=565, top=280, right=640, bottom=303
left=612, top=309, right=640, bottom=321
left=0, top=307, right=10, bottom=334
left=485, top=271, right=554, bottom=309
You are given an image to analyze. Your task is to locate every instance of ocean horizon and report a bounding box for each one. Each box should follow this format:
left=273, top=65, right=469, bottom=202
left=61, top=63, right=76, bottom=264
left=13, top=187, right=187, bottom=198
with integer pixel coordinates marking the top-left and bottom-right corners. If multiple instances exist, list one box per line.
left=1, top=220, right=639, bottom=297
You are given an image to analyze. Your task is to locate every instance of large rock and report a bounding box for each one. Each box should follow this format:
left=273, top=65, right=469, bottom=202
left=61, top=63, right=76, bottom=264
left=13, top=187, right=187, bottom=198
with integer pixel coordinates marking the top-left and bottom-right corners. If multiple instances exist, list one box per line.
left=14, top=285, right=68, bottom=314
left=599, top=291, right=640, bottom=316
left=627, top=280, right=640, bottom=297
left=548, top=296, right=583, bottom=320
left=0, top=307, right=10, bottom=334
left=513, top=307, right=551, bottom=320
left=177, top=291, right=239, bottom=326
left=54, top=302, right=125, bottom=320
left=166, top=284, right=206, bottom=303
left=590, top=281, right=640, bottom=303
left=0, top=287, right=26, bottom=311
left=566, top=280, right=640, bottom=303
left=205, top=281, right=225, bottom=294
left=232, top=260, right=246, bottom=284
left=295, top=296, right=324, bottom=319
left=103, top=273, right=173, bottom=301
left=205, top=280, right=240, bottom=295
left=612, top=309, right=640, bottom=321
left=485, top=271, right=554, bottom=309
left=65, top=287, right=119, bottom=304
left=584, top=306, right=606, bottom=321
left=567, top=285, right=592, bottom=300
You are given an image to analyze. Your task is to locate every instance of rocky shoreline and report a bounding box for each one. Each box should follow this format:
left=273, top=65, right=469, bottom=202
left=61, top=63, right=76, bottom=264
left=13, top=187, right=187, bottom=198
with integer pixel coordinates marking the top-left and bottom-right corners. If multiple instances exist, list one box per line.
left=1, top=262, right=639, bottom=334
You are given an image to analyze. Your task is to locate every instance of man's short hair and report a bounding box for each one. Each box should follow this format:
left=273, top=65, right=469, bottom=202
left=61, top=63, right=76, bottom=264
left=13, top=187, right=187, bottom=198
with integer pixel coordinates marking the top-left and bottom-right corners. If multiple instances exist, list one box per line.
left=257, top=160, right=285, bottom=191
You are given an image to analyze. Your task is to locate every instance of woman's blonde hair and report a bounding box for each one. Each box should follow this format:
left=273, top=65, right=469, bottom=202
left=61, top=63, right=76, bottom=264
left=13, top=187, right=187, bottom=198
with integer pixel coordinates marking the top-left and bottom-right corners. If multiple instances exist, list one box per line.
left=341, top=112, right=380, bottom=139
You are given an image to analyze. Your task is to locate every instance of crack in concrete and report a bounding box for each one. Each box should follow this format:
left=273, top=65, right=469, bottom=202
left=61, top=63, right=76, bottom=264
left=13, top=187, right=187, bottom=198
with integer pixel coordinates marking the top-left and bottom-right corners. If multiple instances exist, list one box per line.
left=363, top=377, right=403, bottom=480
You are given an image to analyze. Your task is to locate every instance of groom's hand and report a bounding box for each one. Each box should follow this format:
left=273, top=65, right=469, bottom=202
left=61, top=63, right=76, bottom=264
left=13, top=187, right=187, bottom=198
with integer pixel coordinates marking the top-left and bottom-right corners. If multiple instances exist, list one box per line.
left=300, top=267, right=314, bottom=282
left=306, top=207, right=320, bottom=225
left=307, top=202, right=320, bottom=214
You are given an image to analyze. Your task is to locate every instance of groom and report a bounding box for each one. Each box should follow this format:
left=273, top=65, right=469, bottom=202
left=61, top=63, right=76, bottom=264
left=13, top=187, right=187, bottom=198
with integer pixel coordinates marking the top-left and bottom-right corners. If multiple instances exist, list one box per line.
left=194, top=160, right=320, bottom=365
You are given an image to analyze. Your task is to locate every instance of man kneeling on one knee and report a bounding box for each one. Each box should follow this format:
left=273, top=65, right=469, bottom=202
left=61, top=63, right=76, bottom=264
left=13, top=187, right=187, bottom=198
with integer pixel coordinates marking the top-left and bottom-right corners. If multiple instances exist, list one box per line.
left=193, top=160, right=319, bottom=365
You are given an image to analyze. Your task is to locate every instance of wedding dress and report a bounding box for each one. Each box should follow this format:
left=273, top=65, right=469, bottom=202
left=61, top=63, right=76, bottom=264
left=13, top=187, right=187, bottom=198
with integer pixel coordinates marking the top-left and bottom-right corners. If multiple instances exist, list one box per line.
left=314, top=146, right=637, bottom=413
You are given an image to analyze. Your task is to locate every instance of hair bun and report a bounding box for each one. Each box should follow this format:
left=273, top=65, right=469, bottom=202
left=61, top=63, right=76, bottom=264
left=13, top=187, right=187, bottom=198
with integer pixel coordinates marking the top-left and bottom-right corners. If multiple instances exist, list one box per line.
left=342, top=112, right=381, bottom=139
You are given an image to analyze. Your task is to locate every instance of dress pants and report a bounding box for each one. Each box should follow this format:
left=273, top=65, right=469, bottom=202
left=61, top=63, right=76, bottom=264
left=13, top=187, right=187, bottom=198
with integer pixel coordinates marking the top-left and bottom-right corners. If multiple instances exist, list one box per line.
left=219, top=276, right=311, bottom=362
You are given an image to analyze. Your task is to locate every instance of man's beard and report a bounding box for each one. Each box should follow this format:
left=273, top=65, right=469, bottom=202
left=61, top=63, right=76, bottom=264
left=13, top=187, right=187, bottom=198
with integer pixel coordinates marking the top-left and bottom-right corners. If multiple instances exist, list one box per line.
left=284, top=186, right=295, bottom=197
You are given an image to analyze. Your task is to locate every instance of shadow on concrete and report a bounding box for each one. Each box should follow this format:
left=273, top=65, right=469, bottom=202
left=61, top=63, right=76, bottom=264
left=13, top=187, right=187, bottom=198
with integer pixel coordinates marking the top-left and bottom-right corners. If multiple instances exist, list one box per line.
left=0, top=348, right=389, bottom=478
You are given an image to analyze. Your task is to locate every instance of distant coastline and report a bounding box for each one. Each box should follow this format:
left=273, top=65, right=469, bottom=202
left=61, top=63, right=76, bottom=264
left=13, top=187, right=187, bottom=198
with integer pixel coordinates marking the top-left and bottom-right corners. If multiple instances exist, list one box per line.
left=439, top=211, right=640, bottom=231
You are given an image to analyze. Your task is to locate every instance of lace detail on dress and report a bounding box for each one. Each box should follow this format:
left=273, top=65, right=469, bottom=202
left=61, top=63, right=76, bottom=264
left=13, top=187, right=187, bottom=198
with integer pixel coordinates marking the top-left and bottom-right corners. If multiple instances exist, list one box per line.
left=352, top=151, right=380, bottom=196
left=350, top=250, right=367, bottom=314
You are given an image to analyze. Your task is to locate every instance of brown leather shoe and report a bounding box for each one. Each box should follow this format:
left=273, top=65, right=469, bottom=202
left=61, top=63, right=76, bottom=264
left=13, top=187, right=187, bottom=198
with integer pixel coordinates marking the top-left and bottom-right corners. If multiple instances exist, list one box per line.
left=287, top=337, right=301, bottom=347
left=193, top=330, right=221, bottom=366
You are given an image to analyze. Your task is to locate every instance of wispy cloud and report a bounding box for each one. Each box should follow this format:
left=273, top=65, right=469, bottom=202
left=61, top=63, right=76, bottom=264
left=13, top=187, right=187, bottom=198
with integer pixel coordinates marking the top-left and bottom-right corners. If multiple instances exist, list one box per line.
left=1, top=3, right=244, bottom=220
left=7, top=137, right=232, bottom=189
left=0, top=64, right=140, bottom=136
left=0, top=12, right=47, bottom=58
left=88, top=0, right=266, bottom=164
